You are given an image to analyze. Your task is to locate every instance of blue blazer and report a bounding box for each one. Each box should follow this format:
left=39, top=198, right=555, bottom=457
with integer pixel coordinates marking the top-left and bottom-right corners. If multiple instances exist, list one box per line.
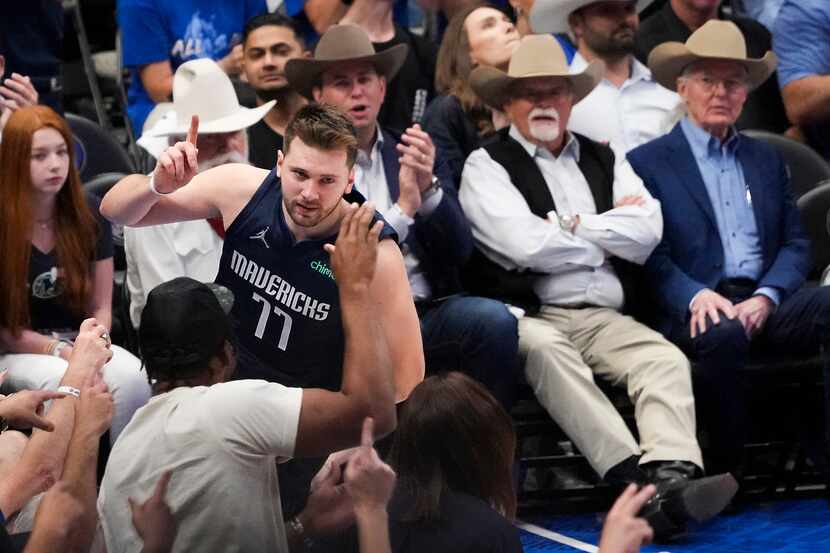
left=627, top=123, right=812, bottom=334
left=379, top=128, right=474, bottom=296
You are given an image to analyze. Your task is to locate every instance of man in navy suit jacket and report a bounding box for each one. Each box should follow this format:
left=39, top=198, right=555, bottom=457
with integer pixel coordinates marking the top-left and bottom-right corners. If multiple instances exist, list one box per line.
left=286, top=24, right=521, bottom=410
left=628, top=20, right=830, bottom=474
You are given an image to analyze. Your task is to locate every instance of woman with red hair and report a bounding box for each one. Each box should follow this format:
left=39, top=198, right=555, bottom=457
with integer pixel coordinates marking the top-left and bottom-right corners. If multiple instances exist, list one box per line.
left=0, top=105, right=150, bottom=444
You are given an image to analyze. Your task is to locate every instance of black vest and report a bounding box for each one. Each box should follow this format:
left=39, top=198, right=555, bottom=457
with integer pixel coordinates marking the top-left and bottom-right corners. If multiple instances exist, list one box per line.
left=463, top=129, right=643, bottom=315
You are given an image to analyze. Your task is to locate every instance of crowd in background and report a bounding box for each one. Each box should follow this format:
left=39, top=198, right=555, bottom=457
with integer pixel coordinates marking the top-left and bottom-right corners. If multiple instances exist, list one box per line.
left=1, top=0, right=829, bottom=552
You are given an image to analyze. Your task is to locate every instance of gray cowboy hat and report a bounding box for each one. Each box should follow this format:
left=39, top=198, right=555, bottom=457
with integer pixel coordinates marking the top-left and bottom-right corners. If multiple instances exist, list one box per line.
left=285, top=24, right=408, bottom=100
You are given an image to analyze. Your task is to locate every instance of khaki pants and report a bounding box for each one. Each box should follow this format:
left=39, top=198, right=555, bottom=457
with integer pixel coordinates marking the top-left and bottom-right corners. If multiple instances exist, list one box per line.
left=520, top=306, right=702, bottom=477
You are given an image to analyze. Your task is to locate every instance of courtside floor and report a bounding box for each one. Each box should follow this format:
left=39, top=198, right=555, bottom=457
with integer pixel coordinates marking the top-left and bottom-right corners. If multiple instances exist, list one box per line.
left=519, top=499, right=830, bottom=552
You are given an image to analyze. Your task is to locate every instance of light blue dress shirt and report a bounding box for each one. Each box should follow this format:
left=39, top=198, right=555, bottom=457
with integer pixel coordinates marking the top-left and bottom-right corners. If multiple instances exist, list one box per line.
left=680, top=117, right=780, bottom=305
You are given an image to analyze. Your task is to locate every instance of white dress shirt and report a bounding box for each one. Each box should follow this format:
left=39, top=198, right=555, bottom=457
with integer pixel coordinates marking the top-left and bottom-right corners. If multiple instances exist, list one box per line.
left=125, top=220, right=223, bottom=328
left=352, top=127, right=443, bottom=301
left=568, top=53, right=681, bottom=158
left=459, top=125, right=663, bottom=309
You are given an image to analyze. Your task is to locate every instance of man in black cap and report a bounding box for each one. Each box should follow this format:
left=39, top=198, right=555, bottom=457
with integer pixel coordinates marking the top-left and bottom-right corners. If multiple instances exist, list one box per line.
left=97, top=201, right=396, bottom=553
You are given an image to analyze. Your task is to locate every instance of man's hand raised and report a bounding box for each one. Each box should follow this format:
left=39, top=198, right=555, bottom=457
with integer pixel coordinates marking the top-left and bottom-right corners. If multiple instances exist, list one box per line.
left=598, top=484, right=656, bottom=553
left=324, top=202, right=384, bottom=294
left=64, top=319, right=113, bottom=384
left=153, top=115, right=200, bottom=194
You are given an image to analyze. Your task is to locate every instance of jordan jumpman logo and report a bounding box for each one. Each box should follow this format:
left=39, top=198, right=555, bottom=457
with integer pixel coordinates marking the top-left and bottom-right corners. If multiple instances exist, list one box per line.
left=249, top=227, right=270, bottom=249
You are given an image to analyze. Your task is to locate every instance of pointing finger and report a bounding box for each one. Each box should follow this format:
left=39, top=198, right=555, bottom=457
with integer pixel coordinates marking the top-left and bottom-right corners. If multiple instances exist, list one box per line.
left=360, top=417, right=374, bottom=448
left=186, top=115, right=199, bottom=145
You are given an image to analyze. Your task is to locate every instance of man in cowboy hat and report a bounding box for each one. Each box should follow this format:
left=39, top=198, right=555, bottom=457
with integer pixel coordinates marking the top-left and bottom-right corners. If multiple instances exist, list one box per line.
left=460, top=33, right=736, bottom=537
left=530, top=0, right=681, bottom=157
left=285, top=24, right=521, bottom=411
left=628, top=20, right=830, bottom=477
left=633, top=0, right=788, bottom=133
left=125, top=58, right=276, bottom=329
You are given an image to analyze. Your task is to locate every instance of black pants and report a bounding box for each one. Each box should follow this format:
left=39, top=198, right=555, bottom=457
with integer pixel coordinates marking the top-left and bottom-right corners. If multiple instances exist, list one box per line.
left=670, top=283, right=830, bottom=474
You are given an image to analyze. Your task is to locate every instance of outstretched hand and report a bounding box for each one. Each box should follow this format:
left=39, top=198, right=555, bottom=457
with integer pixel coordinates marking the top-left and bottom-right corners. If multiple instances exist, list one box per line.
left=598, top=484, right=656, bottom=553
left=324, top=202, right=384, bottom=293
left=344, top=418, right=396, bottom=515
left=66, top=318, right=113, bottom=381
left=0, top=384, right=66, bottom=432
left=153, top=115, right=200, bottom=194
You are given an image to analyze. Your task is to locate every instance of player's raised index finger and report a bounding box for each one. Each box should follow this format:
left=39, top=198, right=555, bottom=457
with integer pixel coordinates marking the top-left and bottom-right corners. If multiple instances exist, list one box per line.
left=186, top=115, right=199, bottom=145
left=361, top=417, right=374, bottom=448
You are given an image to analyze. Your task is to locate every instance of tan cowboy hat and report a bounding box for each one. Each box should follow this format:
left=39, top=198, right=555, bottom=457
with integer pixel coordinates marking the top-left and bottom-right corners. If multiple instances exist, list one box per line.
left=284, top=24, right=408, bottom=100
left=146, top=58, right=275, bottom=137
left=648, top=20, right=778, bottom=91
left=470, top=34, right=604, bottom=110
left=530, top=0, right=656, bottom=35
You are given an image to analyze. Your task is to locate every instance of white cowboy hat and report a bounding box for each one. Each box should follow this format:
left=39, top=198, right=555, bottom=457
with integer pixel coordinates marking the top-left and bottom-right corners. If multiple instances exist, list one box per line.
left=648, top=20, right=778, bottom=91
left=285, top=24, right=408, bottom=100
left=145, top=58, right=275, bottom=137
left=470, top=34, right=604, bottom=110
left=530, top=0, right=656, bottom=35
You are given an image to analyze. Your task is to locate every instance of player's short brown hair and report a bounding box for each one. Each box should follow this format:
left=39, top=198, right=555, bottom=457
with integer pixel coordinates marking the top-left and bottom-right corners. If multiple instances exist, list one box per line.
left=284, top=103, right=359, bottom=168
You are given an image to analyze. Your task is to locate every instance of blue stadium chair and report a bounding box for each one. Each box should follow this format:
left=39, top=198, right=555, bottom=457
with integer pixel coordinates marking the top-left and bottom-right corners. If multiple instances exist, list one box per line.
left=66, top=112, right=135, bottom=183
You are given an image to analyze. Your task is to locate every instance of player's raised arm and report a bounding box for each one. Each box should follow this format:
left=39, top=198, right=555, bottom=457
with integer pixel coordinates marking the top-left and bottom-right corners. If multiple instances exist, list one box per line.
left=294, top=202, right=397, bottom=456
left=100, top=115, right=262, bottom=227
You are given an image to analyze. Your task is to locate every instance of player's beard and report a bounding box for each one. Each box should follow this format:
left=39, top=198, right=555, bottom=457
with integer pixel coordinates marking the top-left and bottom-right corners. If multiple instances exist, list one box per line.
left=285, top=196, right=342, bottom=229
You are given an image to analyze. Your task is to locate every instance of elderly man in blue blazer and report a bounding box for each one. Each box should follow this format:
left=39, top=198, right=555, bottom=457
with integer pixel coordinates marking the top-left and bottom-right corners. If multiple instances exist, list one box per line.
left=628, top=20, right=830, bottom=475
left=285, top=24, right=521, bottom=409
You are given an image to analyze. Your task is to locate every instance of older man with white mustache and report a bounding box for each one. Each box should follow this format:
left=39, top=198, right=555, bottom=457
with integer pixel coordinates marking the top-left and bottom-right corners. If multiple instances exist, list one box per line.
left=124, top=59, right=273, bottom=329
left=460, top=34, right=736, bottom=540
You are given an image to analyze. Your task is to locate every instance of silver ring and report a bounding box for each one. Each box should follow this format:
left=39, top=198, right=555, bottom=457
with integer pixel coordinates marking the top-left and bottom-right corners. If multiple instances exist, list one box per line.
left=101, top=332, right=112, bottom=347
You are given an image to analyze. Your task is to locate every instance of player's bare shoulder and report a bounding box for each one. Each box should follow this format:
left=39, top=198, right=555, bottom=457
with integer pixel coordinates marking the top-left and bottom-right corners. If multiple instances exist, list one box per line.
left=198, top=163, right=272, bottom=224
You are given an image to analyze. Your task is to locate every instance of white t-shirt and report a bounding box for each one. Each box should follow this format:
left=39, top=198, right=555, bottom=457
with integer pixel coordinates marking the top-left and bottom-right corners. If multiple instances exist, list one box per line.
left=98, top=380, right=303, bottom=553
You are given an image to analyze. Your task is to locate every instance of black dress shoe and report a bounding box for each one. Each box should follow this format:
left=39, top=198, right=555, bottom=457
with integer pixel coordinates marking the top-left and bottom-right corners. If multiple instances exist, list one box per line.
left=638, top=461, right=739, bottom=541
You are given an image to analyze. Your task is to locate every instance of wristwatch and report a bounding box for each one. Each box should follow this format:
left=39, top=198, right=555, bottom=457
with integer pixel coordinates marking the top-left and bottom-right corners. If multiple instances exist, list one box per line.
left=422, top=175, right=441, bottom=200
left=558, top=214, right=578, bottom=233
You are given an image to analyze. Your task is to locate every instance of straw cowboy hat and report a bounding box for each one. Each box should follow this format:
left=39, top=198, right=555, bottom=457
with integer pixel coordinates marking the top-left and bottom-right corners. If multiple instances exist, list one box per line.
left=530, top=0, right=656, bottom=35
left=285, top=24, right=408, bottom=100
left=145, top=58, right=275, bottom=137
left=648, top=19, right=778, bottom=91
left=470, top=34, right=604, bottom=110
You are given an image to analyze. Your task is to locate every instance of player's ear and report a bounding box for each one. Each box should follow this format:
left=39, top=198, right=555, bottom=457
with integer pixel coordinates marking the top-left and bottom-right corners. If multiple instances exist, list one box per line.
left=276, top=150, right=284, bottom=176
left=346, top=166, right=355, bottom=194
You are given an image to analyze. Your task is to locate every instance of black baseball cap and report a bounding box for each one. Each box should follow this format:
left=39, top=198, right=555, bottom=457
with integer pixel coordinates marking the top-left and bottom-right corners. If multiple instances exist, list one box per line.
left=139, top=277, right=235, bottom=383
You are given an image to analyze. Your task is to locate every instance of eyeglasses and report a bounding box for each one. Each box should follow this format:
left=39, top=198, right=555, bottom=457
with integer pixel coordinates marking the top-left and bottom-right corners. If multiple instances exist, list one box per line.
left=686, top=75, right=749, bottom=96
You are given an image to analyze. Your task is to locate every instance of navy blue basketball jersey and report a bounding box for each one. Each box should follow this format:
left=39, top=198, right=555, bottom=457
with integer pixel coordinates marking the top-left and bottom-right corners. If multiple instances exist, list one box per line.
left=215, top=170, right=397, bottom=390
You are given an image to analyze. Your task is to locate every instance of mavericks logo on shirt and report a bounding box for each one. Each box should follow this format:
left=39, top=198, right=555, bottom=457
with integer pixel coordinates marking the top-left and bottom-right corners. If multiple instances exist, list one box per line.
left=229, top=249, right=331, bottom=322
left=32, top=268, right=62, bottom=299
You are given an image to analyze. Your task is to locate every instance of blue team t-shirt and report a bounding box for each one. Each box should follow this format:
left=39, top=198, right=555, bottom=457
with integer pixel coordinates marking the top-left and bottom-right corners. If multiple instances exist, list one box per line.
left=117, top=0, right=267, bottom=133
left=214, top=170, right=396, bottom=391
